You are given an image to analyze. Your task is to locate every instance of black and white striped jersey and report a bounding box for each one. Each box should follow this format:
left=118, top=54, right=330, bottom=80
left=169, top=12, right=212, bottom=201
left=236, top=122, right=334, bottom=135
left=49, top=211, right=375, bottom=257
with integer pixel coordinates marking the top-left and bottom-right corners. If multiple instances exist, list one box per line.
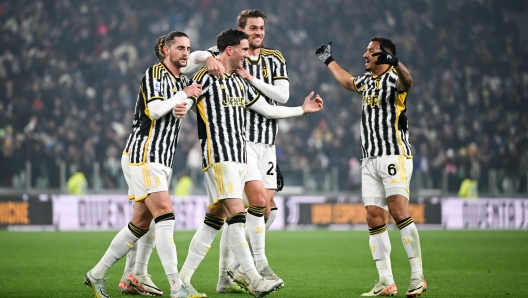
left=123, top=93, right=141, bottom=155
left=353, top=67, right=413, bottom=158
left=244, top=48, right=288, bottom=145
left=191, top=68, right=261, bottom=170
left=127, top=62, right=191, bottom=168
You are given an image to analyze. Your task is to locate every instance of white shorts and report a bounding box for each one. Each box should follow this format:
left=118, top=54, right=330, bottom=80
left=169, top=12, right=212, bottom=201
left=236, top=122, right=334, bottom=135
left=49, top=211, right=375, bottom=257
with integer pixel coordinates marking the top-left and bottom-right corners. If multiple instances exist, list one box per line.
left=245, top=142, right=277, bottom=189
left=204, top=161, right=246, bottom=209
left=362, top=155, right=413, bottom=210
left=129, top=162, right=173, bottom=202
left=121, top=153, right=134, bottom=200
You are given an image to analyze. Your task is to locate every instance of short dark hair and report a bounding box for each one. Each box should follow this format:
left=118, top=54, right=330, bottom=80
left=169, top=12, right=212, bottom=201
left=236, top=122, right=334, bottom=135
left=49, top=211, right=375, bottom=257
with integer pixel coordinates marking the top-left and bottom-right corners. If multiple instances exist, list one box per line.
left=165, top=31, right=188, bottom=46
left=371, top=36, right=397, bottom=56
left=155, top=35, right=166, bottom=62
left=217, top=29, right=249, bottom=52
left=237, top=9, right=267, bottom=28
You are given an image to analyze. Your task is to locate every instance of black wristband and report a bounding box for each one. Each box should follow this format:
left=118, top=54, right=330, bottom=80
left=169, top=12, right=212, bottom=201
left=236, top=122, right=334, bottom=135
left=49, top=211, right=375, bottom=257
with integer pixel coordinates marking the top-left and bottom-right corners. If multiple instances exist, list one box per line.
left=324, top=56, right=334, bottom=66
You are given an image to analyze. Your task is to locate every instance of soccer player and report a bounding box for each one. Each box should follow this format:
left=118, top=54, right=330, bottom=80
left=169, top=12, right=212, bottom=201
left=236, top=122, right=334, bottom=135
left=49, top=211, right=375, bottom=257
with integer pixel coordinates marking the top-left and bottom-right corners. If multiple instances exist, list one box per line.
left=178, top=9, right=290, bottom=293
left=117, top=34, right=167, bottom=296
left=233, top=8, right=288, bottom=283
left=181, top=29, right=323, bottom=298
left=84, top=31, right=206, bottom=298
left=315, top=38, right=427, bottom=297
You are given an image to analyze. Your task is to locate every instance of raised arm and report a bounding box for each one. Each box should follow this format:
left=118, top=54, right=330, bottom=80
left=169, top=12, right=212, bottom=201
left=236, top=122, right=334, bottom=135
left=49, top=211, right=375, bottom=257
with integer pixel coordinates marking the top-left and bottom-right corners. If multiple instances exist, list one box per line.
left=394, top=62, right=413, bottom=92
left=315, top=42, right=358, bottom=92
left=372, top=45, right=413, bottom=92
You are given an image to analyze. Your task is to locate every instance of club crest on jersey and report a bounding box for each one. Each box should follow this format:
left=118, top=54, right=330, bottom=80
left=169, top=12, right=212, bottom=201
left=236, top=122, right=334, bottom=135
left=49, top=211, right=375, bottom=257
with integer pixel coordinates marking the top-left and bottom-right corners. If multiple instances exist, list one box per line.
left=154, top=80, right=161, bottom=93
left=262, top=66, right=269, bottom=79
left=220, top=84, right=226, bottom=90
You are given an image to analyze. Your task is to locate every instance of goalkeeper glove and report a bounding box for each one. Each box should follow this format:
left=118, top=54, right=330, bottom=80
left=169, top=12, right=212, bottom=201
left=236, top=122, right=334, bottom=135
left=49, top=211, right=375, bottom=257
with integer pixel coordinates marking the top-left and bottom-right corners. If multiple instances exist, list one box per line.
left=275, top=164, right=284, bottom=192
left=315, top=42, right=334, bottom=65
left=372, top=45, right=399, bottom=66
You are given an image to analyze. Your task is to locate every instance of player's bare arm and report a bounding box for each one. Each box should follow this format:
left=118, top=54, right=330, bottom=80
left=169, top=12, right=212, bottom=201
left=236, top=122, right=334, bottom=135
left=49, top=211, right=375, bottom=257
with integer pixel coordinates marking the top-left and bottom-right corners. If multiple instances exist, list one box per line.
left=315, top=42, right=358, bottom=92
left=371, top=44, right=412, bottom=91
left=394, top=62, right=413, bottom=92
left=327, top=62, right=358, bottom=92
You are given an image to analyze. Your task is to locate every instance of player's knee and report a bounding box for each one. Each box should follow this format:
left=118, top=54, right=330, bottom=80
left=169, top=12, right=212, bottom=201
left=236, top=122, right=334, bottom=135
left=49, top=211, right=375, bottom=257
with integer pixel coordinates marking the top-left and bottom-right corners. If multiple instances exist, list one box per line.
left=248, top=193, right=267, bottom=206
left=366, top=206, right=386, bottom=226
left=389, top=208, right=409, bottom=222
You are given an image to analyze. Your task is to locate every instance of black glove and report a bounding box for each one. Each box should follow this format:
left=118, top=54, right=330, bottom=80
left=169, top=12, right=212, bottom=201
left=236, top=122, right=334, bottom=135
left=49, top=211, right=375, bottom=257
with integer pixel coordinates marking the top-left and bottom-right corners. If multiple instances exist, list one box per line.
left=315, top=42, right=334, bottom=65
left=372, top=45, right=399, bottom=66
left=275, top=164, right=284, bottom=192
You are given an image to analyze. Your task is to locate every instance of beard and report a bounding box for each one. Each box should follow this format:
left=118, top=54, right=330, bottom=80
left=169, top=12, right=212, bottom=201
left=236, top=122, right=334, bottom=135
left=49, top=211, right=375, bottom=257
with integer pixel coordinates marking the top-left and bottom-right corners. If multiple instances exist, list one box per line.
left=169, top=57, right=186, bottom=68
left=249, top=40, right=263, bottom=50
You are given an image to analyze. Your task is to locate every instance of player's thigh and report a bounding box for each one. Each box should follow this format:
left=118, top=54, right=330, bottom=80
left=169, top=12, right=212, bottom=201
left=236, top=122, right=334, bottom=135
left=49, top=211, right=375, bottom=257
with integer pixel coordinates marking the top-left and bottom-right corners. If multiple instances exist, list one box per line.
left=245, top=142, right=263, bottom=183
left=244, top=180, right=267, bottom=207
left=121, top=153, right=134, bottom=200
left=362, top=157, right=387, bottom=210
left=129, top=162, right=172, bottom=203
left=260, top=145, right=277, bottom=190
left=376, top=155, right=413, bottom=200
left=204, top=161, right=246, bottom=209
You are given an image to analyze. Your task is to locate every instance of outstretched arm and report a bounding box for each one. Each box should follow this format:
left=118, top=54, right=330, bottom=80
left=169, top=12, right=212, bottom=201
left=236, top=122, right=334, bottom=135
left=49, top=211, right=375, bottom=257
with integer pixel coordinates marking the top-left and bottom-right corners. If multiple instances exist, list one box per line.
left=315, top=42, right=357, bottom=92
left=327, top=62, right=358, bottom=92
left=248, top=91, right=323, bottom=119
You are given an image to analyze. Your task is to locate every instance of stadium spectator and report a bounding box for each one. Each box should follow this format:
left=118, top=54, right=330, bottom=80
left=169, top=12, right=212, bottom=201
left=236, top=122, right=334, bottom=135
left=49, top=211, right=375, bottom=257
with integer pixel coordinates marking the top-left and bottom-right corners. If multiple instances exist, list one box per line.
left=1, top=0, right=527, bottom=196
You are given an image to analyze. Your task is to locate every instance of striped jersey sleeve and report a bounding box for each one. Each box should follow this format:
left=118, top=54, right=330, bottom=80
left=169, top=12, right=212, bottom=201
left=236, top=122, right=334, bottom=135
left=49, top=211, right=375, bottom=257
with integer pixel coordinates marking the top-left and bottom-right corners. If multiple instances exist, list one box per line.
left=353, top=67, right=412, bottom=158
left=126, top=63, right=191, bottom=168
left=244, top=48, right=288, bottom=145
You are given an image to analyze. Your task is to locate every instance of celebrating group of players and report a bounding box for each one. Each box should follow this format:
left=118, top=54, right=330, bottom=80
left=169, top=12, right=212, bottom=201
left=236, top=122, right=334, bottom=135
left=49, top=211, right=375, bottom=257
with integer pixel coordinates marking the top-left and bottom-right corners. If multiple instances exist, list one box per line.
left=84, top=8, right=427, bottom=298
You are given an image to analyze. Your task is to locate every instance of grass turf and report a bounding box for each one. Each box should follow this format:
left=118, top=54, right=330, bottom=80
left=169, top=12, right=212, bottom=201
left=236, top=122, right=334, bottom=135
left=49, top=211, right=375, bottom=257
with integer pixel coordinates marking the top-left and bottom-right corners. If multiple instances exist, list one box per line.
left=1, top=229, right=527, bottom=297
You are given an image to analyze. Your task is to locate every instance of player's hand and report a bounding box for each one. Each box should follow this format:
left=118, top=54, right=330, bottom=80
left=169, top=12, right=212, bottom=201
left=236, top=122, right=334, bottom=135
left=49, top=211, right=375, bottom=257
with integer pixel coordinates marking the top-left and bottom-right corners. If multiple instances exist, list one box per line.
left=235, top=68, right=253, bottom=82
left=276, top=163, right=284, bottom=192
left=183, top=83, right=201, bottom=98
left=173, top=102, right=188, bottom=118
left=315, top=42, right=334, bottom=65
left=205, top=56, right=224, bottom=78
left=301, top=91, right=324, bottom=114
left=372, top=45, right=399, bottom=66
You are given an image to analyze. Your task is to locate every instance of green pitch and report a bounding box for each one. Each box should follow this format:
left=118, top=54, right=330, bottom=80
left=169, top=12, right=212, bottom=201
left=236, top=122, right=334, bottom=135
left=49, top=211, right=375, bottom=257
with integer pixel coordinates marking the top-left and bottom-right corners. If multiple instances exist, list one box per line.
left=1, top=229, right=527, bottom=297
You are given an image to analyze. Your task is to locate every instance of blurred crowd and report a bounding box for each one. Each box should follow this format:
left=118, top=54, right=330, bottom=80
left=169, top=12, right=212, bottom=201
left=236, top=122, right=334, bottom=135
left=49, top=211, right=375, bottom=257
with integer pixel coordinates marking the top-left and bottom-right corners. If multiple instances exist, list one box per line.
left=0, top=0, right=527, bottom=195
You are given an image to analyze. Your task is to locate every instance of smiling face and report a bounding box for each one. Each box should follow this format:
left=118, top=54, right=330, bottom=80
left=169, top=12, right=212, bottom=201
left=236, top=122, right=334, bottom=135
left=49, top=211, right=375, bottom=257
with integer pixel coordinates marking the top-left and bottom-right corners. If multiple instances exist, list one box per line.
left=363, top=41, right=382, bottom=72
left=240, top=17, right=265, bottom=50
left=164, top=36, right=191, bottom=69
left=228, top=38, right=250, bottom=69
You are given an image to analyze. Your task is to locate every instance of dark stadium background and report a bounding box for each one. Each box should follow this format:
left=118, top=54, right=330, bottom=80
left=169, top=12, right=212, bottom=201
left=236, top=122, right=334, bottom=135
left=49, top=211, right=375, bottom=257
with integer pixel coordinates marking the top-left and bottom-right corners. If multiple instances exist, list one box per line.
left=0, top=0, right=527, bottom=198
